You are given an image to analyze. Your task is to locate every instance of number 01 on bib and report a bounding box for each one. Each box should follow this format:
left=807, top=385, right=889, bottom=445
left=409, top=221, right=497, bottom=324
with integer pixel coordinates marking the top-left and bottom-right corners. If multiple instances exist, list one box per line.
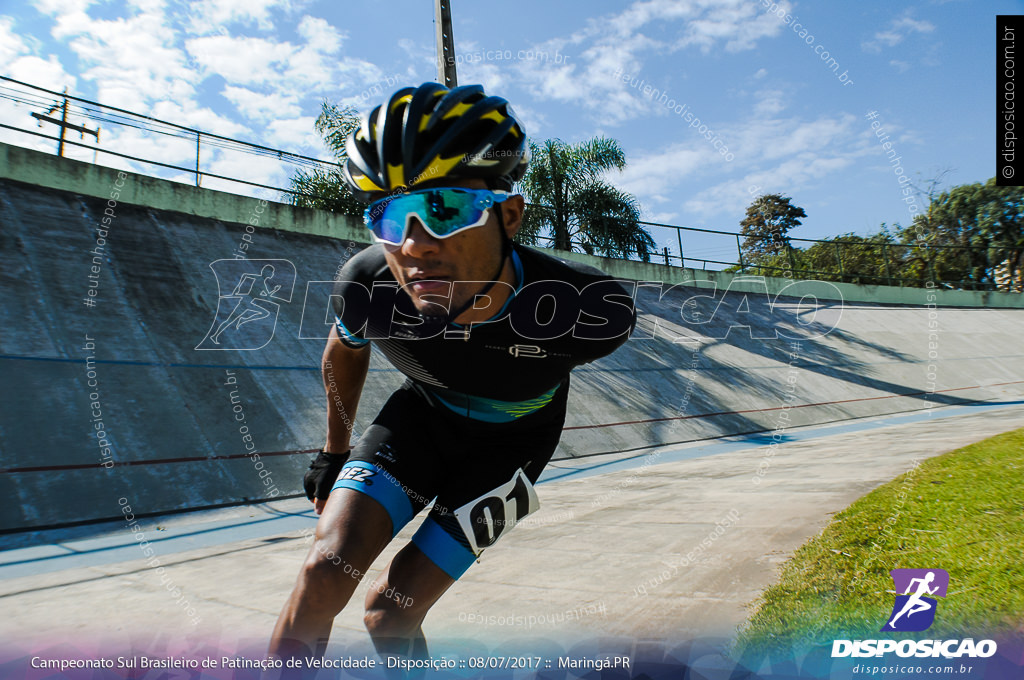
left=453, top=469, right=540, bottom=555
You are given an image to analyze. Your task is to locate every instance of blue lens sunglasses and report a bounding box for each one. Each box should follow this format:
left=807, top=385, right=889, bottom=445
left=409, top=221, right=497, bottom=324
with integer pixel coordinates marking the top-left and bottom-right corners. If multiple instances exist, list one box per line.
left=363, top=187, right=512, bottom=245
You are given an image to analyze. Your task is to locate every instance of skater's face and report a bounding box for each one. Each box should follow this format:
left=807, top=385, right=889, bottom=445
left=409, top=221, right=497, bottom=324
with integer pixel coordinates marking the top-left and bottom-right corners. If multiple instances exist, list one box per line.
left=378, top=178, right=524, bottom=320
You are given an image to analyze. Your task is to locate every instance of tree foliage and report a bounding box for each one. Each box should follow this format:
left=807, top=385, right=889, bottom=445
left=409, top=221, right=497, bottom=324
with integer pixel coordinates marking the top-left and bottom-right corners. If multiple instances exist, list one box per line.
left=517, top=137, right=655, bottom=262
left=734, top=178, right=1023, bottom=290
left=902, top=178, right=1024, bottom=289
left=286, top=101, right=364, bottom=216
left=739, top=194, right=807, bottom=261
left=800, top=229, right=900, bottom=285
left=741, top=229, right=900, bottom=284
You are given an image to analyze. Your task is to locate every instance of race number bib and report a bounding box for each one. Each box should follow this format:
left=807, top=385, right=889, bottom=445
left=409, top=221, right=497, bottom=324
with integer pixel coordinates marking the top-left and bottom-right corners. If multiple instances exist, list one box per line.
left=453, top=469, right=540, bottom=555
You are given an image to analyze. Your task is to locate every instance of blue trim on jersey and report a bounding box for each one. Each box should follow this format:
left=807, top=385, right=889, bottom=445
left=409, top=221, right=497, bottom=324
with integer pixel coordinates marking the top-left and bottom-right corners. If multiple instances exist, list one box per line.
left=411, top=516, right=477, bottom=580
left=330, top=461, right=414, bottom=537
left=334, top=315, right=370, bottom=347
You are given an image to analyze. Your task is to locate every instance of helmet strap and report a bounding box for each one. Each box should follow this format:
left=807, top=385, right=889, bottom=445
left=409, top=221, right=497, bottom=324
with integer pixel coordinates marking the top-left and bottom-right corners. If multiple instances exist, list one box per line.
left=445, top=205, right=512, bottom=323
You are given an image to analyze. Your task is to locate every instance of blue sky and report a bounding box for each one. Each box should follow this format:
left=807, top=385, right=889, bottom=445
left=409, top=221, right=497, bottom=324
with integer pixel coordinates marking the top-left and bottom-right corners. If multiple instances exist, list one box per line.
left=1, top=0, right=1020, bottom=265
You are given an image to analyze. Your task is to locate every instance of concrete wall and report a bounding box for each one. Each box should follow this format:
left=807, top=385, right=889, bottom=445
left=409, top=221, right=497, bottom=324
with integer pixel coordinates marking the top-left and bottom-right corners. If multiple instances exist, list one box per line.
left=5, top=143, right=1022, bottom=309
left=2, top=143, right=1023, bottom=532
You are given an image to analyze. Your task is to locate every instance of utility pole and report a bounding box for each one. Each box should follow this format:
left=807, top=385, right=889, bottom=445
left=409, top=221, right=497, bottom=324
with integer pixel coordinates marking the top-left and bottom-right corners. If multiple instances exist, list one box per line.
left=31, top=89, right=99, bottom=157
left=435, top=0, right=458, bottom=87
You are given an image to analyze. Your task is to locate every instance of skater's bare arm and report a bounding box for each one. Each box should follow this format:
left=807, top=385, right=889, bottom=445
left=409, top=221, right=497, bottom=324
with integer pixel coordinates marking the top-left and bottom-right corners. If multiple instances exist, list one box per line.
left=322, top=324, right=369, bottom=453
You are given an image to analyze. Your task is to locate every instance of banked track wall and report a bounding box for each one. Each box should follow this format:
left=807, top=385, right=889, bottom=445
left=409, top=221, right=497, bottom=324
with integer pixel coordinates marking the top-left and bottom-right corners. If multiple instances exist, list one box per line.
left=2, top=143, right=1023, bottom=532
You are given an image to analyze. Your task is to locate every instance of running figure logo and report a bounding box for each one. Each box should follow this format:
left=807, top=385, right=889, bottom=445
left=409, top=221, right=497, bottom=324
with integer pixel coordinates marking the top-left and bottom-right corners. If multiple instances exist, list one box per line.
left=196, top=259, right=296, bottom=350
left=881, top=568, right=949, bottom=632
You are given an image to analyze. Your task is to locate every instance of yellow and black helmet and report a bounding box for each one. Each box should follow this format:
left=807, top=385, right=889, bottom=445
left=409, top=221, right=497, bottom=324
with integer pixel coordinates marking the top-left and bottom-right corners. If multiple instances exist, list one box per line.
left=342, top=82, right=529, bottom=203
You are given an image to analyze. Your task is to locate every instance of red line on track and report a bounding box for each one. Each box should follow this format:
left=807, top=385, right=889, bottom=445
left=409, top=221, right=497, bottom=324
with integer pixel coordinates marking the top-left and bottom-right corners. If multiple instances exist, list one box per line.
left=0, top=448, right=320, bottom=474
left=3, top=382, right=1020, bottom=474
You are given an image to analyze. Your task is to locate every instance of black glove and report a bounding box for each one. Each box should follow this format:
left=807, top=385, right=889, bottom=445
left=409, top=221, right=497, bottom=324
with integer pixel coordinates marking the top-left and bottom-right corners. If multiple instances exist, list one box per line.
left=304, top=450, right=351, bottom=501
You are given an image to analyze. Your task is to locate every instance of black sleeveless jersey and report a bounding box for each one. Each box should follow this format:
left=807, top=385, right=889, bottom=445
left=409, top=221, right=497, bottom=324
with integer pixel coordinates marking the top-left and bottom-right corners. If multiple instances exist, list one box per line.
left=331, top=244, right=635, bottom=422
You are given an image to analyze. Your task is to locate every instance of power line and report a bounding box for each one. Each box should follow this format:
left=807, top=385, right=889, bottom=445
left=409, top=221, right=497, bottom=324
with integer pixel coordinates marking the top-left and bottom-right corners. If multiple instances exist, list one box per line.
left=0, top=75, right=338, bottom=168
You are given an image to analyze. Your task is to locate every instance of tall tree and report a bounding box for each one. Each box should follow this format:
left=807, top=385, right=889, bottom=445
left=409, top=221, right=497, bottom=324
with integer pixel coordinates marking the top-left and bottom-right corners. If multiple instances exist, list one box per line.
left=976, top=179, right=1024, bottom=291
left=739, top=194, right=806, bottom=263
left=286, top=101, right=364, bottom=216
left=517, top=137, right=655, bottom=262
left=900, top=179, right=1023, bottom=288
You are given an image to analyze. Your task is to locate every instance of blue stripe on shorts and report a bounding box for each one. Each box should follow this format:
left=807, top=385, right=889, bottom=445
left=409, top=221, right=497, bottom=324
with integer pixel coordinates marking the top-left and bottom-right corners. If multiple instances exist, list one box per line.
left=411, top=515, right=478, bottom=580
left=331, top=461, right=415, bottom=537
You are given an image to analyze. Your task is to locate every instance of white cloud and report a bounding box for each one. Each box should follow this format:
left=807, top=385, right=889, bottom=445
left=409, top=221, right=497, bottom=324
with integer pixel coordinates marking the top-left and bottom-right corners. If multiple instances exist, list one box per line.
left=186, top=34, right=295, bottom=87
left=33, top=0, right=95, bottom=13
left=222, top=85, right=301, bottom=123
left=5, top=55, right=77, bottom=93
left=0, top=18, right=77, bottom=155
left=616, top=145, right=712, bottom=199
left=862, top=12, right=936, bottom=53
left=35, top=0, right=96, bottom=40
left=676, top=0, right=791, bottom=53
left=186, top=20, right=378, bottom=98
left=182, top=0, right=293, bottom=33
left=753, top=88, right=786, bottom=115
left=721, top=115, right=859, bottom=163
left=508, top=104, right=549, bottom=139
left=459, top=60, right=508, bottom=97
left=149, top=100, right=248, bottom=138
left=264, top=116, right=320, bottom=150
left=297, top=15, right=342, bottom=52
left=867, top=31, right=902, bottom=50
left=0, top=16, right=29, bottom=66
left=100, top=126, right=199, bottom=170
left=0, top=17, right=79, bottom=154
left=688, top=154, right=855, bottom=217
left=611, top=113, right=875, bottom=221
left=645, top=210, right=682, bottom=223
left=509, top=0, right=790, bottom=126
left=1, top=16, right=76, bottom=91
left=33, top=0, right=202, bottom=112
left=14, top=1, right=388, bottom=197
left=204, top=150, right=294, bottom=191
left=286, top=18, right=378, bottom=94
left=893, top=16, right=936, bottom=34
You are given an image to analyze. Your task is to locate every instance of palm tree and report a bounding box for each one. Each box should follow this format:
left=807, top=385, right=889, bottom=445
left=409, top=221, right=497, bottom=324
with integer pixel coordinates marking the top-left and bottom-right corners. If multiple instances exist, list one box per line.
left=517, top=137, right=655, bottom=262
left=286, top=101, right=364, bottom=216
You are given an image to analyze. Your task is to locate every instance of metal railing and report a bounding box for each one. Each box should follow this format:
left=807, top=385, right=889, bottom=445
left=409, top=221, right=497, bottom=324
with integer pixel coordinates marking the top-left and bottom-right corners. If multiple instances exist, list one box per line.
left=0, top=75, right=334, bottom=198
left=524, top=226, right=1004, bottom=290
left=1, top=75, right=1014, bottom=291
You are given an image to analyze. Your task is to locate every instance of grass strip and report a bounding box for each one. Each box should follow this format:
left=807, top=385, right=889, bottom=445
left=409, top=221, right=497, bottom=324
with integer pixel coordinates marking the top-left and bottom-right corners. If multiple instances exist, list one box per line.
left=736, top=426, right=1024, bottom=656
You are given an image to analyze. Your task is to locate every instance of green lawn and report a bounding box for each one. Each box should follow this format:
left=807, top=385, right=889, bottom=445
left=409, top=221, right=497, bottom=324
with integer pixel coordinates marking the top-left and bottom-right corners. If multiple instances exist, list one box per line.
left=735, top=426, right=1024, bottom=657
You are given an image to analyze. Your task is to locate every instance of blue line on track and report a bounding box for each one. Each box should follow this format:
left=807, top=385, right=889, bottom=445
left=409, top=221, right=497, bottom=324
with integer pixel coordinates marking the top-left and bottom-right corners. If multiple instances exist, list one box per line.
left=537, top=400, right=1024, bottom=484
left=0, top=400, right=1020, bottom=582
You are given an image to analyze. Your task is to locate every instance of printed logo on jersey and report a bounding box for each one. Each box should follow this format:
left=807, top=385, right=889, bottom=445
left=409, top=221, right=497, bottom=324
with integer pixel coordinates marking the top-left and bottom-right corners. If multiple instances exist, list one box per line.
left=196, top=259, right=296, bottom=350
left=337, top=466, right=375, bottom=486
left=882, top=568, right=949, bottom=632
left=508, top=344, right=548, bottom=358
left=485, top=343, right=571, bottom=359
